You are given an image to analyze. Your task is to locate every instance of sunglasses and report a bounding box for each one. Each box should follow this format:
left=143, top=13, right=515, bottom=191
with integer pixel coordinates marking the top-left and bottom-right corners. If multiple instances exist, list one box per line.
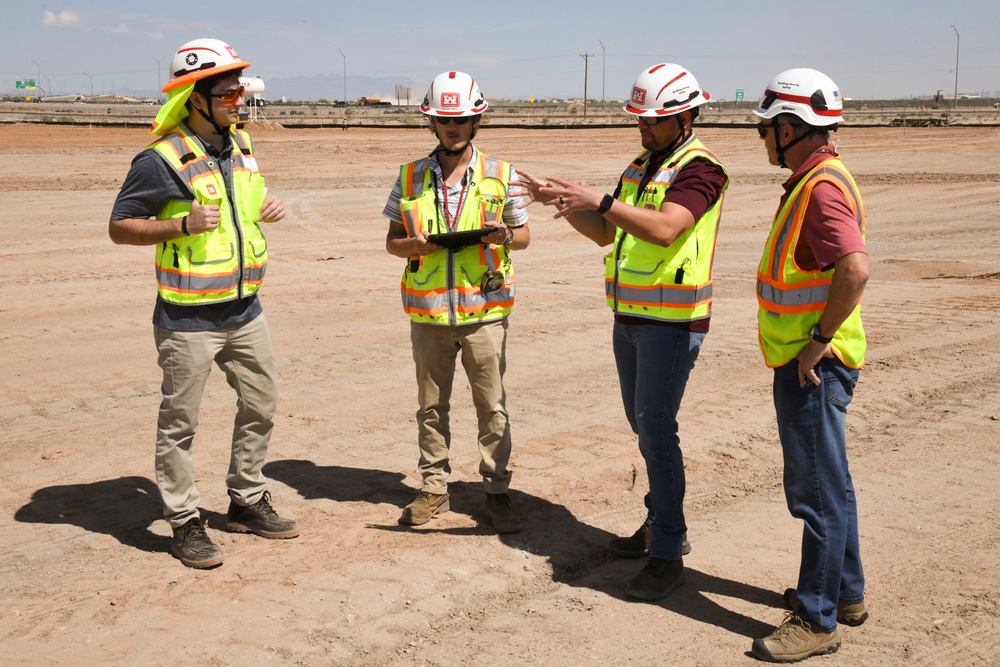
left=434, top=116, right=472, bottom=125
left=636, top=115, right=669, bottom=126
left=756, top=122, right=775, bottom=139
left=211, top=85, right=245, bottom=105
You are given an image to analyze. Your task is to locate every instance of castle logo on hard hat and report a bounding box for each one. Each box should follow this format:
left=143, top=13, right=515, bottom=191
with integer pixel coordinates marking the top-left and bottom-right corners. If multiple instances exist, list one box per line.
left=185, top=53, right=199, bottom=67
left=631, top=87, right=647, bottom=106
left=441, top=92, right=460, bottom=108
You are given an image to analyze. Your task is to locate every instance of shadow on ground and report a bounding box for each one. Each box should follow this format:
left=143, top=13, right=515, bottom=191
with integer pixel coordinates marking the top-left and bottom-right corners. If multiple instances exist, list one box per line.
left=265, top=458, right=779, bottom=638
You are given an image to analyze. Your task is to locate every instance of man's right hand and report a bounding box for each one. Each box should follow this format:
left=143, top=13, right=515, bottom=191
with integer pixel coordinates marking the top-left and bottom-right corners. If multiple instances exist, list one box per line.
left=411, top=231, right=442, bottom=256
left=186, top=199, right=221, bottom=234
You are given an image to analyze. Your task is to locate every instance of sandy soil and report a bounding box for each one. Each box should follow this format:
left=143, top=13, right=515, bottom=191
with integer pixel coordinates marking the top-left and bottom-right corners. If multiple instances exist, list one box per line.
left=1, top=122, right=999, bottom=666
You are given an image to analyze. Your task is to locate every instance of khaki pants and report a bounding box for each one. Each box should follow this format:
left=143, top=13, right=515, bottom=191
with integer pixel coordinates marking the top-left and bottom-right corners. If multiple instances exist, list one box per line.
left=410, top=318, right=512, bottom=494
left=153, top=314, right=278, bottom=527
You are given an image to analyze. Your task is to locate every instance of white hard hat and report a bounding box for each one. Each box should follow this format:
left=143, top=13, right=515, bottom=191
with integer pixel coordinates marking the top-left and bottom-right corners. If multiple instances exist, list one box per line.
left=624, top=63, right=711, bottom=118
left=420, top=71, right=488, bottom=117
left=164, top=38, right=250, bottom=93
left=753, top=68, right=843, bottom=126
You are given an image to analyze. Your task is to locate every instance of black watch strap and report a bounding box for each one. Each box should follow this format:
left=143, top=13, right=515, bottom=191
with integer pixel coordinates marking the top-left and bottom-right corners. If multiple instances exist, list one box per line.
left=596, top=193, right=614, bottom=215
left=810, top=324, right=834, bottom=344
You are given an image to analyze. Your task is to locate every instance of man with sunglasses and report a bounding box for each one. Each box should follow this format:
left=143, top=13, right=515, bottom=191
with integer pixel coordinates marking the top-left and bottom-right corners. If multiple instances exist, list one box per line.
left=749, top=68, right=870, bottom=663
left=383, top=71, right=530, bottom=533
left=109, top=39, right=298, bottom=569
left=511, top=64, right=727, bottom=600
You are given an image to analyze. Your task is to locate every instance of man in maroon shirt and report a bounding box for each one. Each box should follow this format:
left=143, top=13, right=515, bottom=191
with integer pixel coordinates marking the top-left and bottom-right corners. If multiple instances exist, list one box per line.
left=750, top=68, right=870, bottom=663
left=512, top=64, right=727, bottom=601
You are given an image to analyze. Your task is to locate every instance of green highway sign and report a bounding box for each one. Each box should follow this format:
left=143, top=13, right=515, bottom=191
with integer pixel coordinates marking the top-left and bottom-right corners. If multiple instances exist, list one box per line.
left=16, top=79, right=36, bottom=89
left=735, top=88, right=745, bottom=101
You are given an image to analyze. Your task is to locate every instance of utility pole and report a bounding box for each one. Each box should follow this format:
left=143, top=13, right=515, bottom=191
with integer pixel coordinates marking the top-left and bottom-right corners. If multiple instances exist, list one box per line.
left=950, top=25, right=960, bottom=110
left=339, top=49, right=347, bottom=105
left=339, top=49, right=348, bottom=131
left=580, top=52, right=593, bottom=118
left=152, top=56, right=162, bottom=100
left=32, top=60, right=43, bottom=99
left=598, top=40, right=607, bottom=103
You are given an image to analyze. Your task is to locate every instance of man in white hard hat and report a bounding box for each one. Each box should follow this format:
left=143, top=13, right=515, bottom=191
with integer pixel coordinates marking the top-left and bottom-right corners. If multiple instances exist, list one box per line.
left=109, top=38, right=298, bottom=569
left=749, top=68, right=870, bottom=663
left=512, top=64, right=728, bottom=600
left=383, top=71, right=530, bottom=533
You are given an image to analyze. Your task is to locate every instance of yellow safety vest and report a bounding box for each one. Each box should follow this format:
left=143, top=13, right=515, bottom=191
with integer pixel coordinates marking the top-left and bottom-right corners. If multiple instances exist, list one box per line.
left=397, top=152, right=515, bottom=326
left=757, top=155, right=866, bottom=368
left=149, top=124, right=269, bottom=305
left=605, top=137, right=728, bottom=322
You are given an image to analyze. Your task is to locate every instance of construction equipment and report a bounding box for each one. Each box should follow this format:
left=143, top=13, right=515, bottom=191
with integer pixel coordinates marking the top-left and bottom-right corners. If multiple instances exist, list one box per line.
left=356, top=96, right=392, bottom=107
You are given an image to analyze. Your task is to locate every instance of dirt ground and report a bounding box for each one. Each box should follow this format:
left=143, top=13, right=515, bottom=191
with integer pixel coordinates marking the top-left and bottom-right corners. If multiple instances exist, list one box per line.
left=1, top=122, right=999, bottom=667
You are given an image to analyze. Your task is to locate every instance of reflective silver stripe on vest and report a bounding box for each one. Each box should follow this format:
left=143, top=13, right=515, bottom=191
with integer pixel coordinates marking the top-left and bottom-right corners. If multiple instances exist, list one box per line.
left=156, top=266, right=243, bottom=292
left=403, top=291, right=450, bottom=313
left=404, top=286, right=514, bottom=313
left=756, top=281, right=830, bottom=308
left=610, top=282, right=713, bottom=306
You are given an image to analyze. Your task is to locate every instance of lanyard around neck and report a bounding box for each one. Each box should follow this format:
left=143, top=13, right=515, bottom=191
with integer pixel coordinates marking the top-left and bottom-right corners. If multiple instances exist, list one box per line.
left=435, top=170, right=469, bottom=231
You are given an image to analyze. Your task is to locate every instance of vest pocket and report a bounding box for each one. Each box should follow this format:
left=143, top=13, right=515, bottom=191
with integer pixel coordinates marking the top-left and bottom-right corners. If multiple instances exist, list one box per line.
left=187, top=242, right=236, bottom=266
left=617, top=253, right=697, bottom=285
left=406, top=264, right=439, bottom=286
left=249, top=238, right=267, bottom=259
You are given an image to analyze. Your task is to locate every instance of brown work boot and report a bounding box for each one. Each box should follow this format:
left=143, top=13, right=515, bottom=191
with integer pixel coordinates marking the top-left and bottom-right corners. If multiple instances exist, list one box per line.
left=624, top=557, right=685, bottom=601
left=783, top=588, right=870, bottom=627
left=171, top=517, right=223, bottom=569
left=226, top=491, right=300, bottom=539
left=485, top=492, right=522, bottom=533
left=751, top=613, right=841, bottom=663
left=399, top=491, right=450, bottom=526
left=608, top=523, right=691, bottom=558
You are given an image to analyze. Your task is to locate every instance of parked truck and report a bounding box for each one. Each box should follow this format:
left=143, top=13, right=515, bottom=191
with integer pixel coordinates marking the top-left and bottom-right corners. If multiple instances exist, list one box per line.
left=355, top=96, right=392, bottom=107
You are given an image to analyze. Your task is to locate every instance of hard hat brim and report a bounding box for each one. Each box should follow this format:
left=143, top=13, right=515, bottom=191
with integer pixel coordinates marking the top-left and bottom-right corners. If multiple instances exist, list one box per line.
left=162, top=60, right=250, bottom=93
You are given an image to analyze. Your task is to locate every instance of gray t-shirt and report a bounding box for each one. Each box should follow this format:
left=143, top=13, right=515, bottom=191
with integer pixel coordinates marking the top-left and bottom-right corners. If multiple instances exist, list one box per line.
left=111, top=132, right=261, bottom=332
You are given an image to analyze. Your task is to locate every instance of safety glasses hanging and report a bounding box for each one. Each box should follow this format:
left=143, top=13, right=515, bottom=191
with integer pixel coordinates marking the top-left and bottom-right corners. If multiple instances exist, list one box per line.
left=480, top=270, right=505, bottom=294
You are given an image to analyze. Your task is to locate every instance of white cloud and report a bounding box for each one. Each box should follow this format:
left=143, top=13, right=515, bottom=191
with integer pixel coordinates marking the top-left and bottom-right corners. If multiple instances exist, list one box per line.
left=107, top=24, right=132, bottom=35
left=42, top=10, right=82, bottom=28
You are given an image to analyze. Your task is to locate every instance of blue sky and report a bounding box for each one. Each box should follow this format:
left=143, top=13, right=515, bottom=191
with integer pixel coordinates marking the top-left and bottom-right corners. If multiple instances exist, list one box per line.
left=2, top=1, right=997, bottom=102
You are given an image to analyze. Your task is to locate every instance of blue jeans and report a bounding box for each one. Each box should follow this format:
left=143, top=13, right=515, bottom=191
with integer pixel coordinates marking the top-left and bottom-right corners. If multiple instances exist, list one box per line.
left=773, top=358, right=865, bottom=631
left=613, top=321, right=704, bottom=561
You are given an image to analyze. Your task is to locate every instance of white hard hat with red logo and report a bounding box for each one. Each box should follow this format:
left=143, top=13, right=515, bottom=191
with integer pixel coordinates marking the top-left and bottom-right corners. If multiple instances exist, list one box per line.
left=624, top=63, right=711, bottom=119
left=163, top=38, right=250, bottom=93
left=753, top=68, right=842, bottom=126
left=420, top=71, right=488, bottom=117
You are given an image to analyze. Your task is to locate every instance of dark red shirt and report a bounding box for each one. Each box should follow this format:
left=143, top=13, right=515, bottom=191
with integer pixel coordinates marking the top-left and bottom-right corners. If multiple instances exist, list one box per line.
left=781, top=146, right=867, bottom=272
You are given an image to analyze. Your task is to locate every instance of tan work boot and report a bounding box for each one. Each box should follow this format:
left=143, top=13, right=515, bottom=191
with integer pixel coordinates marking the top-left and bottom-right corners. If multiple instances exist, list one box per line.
left=399, top=491, right=450, bottom=526
left=783, top=588, right=869, bottom=627
left=751, top=612, right=841, bottom=663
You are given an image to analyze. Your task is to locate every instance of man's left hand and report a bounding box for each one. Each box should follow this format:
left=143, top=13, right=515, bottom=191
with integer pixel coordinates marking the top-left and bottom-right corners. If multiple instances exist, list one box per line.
left=259, top=195, right=286, bottom=223
left=798, top=340, right=835, bottom=387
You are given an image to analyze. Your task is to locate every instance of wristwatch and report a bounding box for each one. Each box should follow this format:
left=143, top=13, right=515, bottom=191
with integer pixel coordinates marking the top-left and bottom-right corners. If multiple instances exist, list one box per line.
left=809, top=323, right=834, bottom=344
left=502, top=226, right=514, bottom=246
left=596, top=193, right=614, bottom=215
